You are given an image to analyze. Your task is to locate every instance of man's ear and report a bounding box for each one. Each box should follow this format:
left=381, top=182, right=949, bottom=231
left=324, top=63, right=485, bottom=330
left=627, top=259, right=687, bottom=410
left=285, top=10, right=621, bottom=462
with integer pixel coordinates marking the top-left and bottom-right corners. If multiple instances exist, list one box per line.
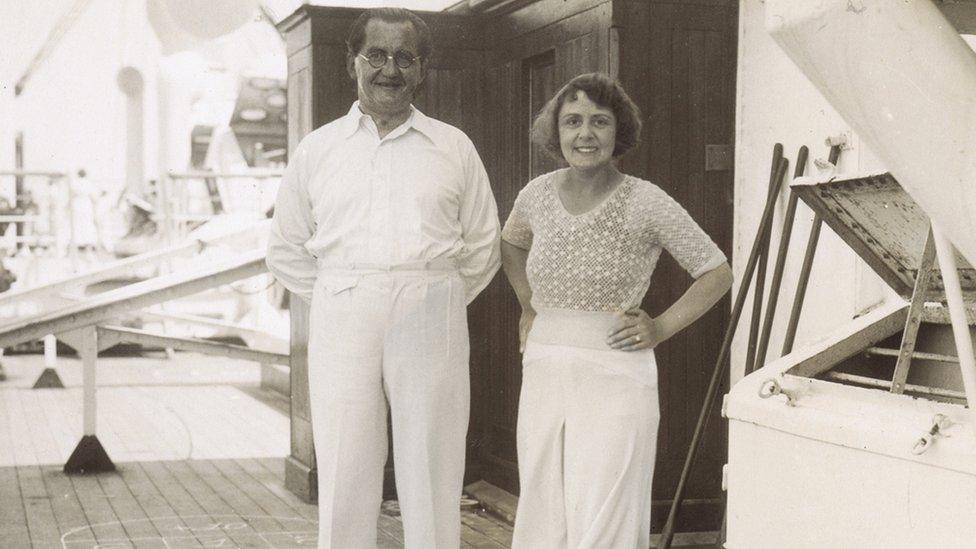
left=346, top=54, right=357, bottom=80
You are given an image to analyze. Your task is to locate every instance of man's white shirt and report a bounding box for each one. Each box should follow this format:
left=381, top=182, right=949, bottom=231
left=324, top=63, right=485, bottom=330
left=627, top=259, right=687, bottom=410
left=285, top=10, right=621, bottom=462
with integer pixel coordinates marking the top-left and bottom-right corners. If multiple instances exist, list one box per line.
left=267, top=101, right=501, bottom=303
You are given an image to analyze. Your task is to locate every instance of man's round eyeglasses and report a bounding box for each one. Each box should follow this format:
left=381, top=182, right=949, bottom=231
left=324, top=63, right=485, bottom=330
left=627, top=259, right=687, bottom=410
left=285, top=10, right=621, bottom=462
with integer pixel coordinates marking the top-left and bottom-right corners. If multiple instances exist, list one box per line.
left=359, top=50, right=421, bottom=69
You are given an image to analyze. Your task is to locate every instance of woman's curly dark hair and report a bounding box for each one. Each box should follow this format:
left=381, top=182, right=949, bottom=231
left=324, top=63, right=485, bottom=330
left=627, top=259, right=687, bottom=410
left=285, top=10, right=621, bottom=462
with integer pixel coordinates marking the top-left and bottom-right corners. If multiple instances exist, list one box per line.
left=531, top=73, right=642, bottom=160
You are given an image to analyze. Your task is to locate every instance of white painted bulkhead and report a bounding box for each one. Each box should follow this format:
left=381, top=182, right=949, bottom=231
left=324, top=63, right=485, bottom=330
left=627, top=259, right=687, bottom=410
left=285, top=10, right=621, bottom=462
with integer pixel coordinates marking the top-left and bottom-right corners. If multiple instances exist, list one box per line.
left=731, top=0, right=976, bottom=383
left=728, top=1, right=976, bottom=547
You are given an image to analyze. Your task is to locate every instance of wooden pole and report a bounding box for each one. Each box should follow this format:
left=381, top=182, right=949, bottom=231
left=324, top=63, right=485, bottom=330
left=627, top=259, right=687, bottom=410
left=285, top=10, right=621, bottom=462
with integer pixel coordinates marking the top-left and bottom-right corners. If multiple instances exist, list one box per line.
left=745, top=146, right=786, bottom=370
left=659, top=150, right=789, bottom=548
left=781, top=144, right=841, bottom=355
left=890, top=227, right=937, bottom=393
left=752, top=146, right=808, bottom=372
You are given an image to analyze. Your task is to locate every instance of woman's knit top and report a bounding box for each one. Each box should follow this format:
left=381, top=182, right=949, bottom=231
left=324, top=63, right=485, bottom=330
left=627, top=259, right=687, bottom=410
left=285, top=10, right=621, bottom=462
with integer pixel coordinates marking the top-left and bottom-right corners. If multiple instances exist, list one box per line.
left=501, top=170, right=726, bottom=312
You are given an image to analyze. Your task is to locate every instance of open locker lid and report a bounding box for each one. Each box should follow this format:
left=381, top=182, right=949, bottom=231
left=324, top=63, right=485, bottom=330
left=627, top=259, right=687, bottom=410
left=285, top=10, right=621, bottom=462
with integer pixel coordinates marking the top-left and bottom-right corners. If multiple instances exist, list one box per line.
left=791, top=172, right=976, bottom=305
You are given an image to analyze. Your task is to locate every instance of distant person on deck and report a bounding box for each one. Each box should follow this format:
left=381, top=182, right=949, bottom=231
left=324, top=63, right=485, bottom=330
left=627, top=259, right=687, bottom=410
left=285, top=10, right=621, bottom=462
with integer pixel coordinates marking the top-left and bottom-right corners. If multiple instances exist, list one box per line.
left=501, top=73, right=733, bottom=548
left=265, top=7, right=500, bottom=549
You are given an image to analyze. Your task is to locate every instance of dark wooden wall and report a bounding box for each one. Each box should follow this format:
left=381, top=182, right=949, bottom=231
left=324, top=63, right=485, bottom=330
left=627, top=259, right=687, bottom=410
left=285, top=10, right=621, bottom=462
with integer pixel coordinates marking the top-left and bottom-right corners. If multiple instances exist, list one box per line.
left=613, top=0, right=739, bottom=530
left=280, top=0, right=738, bottom=533
left=473, top=0, right=613, bottom=494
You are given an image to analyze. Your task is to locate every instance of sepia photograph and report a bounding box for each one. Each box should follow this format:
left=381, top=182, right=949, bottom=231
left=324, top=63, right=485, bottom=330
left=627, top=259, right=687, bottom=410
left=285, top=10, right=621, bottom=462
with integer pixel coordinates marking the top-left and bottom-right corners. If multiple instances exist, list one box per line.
left=0, top=0, right=975, bottom=547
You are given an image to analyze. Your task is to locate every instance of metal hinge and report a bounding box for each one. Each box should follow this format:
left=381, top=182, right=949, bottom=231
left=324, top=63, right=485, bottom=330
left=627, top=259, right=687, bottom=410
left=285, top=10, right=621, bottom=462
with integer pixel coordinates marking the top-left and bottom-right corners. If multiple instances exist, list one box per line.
left=705, top=144, right=734, bottom=171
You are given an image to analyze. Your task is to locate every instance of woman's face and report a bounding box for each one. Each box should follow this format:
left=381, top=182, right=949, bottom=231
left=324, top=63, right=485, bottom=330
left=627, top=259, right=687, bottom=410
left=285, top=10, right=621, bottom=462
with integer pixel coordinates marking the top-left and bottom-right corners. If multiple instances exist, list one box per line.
left=557, top=90, right=617, bottom=171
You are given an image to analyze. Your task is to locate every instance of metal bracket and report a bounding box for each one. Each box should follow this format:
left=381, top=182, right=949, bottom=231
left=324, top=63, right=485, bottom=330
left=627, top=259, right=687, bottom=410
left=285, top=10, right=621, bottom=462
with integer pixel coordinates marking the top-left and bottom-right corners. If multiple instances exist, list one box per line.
left=912, top=413, right=952, bottom=455
left=891, top=225, right=937, bottom=394
left=758, top=378, right=797, bottom=406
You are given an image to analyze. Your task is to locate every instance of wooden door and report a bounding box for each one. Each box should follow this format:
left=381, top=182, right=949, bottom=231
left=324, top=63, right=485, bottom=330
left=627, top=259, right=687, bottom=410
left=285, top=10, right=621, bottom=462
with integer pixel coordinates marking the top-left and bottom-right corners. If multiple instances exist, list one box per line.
left=615, top=0, right=738, bottom=531
left=474, top=1, right=612, bottom=494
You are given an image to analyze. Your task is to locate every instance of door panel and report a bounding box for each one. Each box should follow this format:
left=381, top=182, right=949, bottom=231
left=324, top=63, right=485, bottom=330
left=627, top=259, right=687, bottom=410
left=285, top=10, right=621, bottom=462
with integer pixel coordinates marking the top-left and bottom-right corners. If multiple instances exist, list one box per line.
left=638, top=2, right=737, bottom=532
left=478, top=24, right=608, bottom=494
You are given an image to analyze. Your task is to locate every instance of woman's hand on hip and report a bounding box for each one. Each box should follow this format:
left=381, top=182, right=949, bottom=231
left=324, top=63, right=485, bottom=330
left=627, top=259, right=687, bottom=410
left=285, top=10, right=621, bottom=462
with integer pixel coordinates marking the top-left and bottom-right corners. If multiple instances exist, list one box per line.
left=519, top=309, right=536, bottom=353
left=607, top=308, right=665, bottom=351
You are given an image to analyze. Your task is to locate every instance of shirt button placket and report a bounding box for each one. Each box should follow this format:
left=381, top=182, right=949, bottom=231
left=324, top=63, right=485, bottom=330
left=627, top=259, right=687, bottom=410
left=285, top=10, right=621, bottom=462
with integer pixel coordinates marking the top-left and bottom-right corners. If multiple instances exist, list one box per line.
left=374, top=142, right=392, bottom=260
left=368, top=141, right=383, bottom=259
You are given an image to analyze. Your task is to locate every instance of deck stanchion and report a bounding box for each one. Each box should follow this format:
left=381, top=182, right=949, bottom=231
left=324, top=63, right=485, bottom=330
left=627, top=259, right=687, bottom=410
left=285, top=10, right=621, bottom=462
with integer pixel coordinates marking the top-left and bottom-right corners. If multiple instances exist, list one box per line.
left=32, top=333, right=65, bottom=388
left=60, top=325, right=115, bottom=473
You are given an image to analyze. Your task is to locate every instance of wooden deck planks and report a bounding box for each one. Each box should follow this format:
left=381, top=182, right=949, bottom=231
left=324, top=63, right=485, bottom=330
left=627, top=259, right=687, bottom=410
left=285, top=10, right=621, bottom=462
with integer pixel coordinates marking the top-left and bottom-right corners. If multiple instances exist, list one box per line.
left=136, top=460, right=215, bottom=547
left=1, top=458, right=517, bottom=548
left=96, top=468, right=163, bottom=543
left=3, top=384, right=289, bottom=467
left=185, top=458, right=285, bottom=535
left=462, top=510, right=514, bottom=547
left=0, top=467, right=31, bottom=548
left=39, top=465, right=91, bottom=541
left=17, top=465, right=63, bottom=547
left=36, top=389, right=78, bottom=463
left=18, top=390, right=64, bottom=464
left=0, top=351, right=514, bottom=548
left=67, top=472, right=130, bottom=544
left=115, top=462, right=203, bottom=547
left=3, top=388, right=38, bottom=465
left=161, top=460, right=266, bottom=547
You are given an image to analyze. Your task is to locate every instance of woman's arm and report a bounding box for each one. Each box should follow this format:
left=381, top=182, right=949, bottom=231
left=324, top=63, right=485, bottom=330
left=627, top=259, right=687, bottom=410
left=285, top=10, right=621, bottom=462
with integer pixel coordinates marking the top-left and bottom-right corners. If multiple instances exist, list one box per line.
left=607, top=262, right=733, bottom=351
left=501, top=240, right=535, bottom=352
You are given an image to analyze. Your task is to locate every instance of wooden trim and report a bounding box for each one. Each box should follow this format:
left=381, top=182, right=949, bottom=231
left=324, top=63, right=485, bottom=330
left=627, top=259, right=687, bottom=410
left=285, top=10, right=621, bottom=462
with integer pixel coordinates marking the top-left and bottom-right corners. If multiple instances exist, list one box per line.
left=922, top=302, right=976, bottom=325
left=482, top=0, right=608, bottom=41
left=0, top=221, right=268, bottom=309
left=891, top=226, right=937, bottom=393
left=96, top=326, right=289, bottom=366
left=791, top=181, right=915, bottom=298
left=939, top=1, right=976, bottom=34
left=0, top=170, right=66, bottom=178
left=131, top=309, right=280, bottom=342
left=786, top=302, right=909, bottom=378
left=285, top=453, right=317, bottom=503
left=0, top=250, right=267, bottom=348
left=828, top=371, right=966, bottom=401
left=464, top=480, right=517, bottom=523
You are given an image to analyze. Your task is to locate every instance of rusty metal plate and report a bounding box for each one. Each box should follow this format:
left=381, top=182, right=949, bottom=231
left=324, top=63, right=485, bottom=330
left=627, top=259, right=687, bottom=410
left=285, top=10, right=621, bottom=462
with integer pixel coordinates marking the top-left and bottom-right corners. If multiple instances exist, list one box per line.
left=705, top=144, right=734, bottom=171
left=791, top=172, right=975, bottom=302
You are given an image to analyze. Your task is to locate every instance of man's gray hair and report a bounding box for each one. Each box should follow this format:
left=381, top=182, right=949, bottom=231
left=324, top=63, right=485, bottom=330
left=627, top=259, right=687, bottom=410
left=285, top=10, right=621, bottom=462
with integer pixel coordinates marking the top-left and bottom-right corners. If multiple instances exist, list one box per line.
left=345, top=8, right=433, bottom=59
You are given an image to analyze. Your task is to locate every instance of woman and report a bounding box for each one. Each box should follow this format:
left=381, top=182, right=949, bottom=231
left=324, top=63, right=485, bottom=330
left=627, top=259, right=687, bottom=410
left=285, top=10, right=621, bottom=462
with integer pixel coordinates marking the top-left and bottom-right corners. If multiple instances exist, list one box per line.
left=501, top=73, right=733, bottom=548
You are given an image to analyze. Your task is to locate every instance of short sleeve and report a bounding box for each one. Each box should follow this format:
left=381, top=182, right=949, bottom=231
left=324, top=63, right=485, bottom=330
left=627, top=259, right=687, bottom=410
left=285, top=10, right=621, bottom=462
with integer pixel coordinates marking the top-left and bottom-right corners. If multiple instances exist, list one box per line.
left=644, top=185, right=726, bottom=278
left=501, top=186, right=534, bottom=250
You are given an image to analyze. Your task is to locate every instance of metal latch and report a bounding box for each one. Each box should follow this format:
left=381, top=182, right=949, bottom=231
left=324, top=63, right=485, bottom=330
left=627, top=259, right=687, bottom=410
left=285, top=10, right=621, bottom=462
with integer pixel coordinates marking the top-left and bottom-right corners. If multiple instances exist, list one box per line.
left=758, top=378, right=797, bottom=406
left=912, top=413, right=952, bottom=455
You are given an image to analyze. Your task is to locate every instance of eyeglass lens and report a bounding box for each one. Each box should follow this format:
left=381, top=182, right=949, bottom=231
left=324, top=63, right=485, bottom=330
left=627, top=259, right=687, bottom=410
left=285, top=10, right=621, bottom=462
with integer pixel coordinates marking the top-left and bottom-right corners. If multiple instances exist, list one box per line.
left=364, top=50, right=417, bottom=69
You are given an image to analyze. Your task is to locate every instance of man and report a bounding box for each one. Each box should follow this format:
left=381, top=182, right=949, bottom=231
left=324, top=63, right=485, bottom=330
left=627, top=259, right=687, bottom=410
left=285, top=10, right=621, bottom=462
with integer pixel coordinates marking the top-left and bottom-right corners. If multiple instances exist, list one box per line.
left=266, top=8, right=500, bottom=549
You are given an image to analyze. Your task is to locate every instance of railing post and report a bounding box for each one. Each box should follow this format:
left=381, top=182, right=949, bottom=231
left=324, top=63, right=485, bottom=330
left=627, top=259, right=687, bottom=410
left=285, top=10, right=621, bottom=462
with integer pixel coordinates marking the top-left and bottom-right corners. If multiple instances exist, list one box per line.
left=31, top=333, right=65, bottom=388
left=59, top=325, right=115, bottom=473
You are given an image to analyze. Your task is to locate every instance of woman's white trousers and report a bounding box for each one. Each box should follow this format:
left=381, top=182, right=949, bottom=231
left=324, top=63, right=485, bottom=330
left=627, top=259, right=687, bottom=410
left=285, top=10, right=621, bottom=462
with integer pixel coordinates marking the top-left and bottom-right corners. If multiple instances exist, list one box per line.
left=512, top=310, right=661, bottom=549
left=307, top=266, right=469, bottom=549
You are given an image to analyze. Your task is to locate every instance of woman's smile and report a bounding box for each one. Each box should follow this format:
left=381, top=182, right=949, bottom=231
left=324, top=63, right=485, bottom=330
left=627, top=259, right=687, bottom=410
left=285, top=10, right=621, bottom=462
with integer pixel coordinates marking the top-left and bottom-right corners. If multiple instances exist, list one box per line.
left=558, top=91, right=618, bottom=169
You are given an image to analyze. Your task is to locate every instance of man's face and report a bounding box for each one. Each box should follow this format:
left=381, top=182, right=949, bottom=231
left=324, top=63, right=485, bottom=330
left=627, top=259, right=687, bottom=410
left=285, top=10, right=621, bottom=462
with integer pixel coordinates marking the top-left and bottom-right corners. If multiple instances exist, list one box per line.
left=349, top=19, right=426, bottom=119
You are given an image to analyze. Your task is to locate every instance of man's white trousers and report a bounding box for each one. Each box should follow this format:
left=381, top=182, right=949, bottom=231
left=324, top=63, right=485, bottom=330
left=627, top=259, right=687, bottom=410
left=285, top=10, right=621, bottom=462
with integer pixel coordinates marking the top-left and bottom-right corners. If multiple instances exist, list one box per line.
left=307, top=266, right=469, bottom=549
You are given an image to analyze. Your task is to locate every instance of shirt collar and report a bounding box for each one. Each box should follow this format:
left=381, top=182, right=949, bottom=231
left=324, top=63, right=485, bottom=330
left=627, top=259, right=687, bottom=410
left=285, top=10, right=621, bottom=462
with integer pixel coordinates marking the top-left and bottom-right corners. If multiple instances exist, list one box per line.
left=340, top=101, right=442, bottom=146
